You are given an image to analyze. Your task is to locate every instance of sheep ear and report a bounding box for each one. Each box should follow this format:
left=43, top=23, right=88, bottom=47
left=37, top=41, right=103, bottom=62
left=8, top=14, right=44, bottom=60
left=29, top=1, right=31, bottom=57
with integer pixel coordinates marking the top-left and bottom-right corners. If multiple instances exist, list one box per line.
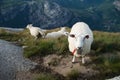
left=64, top=32, right=69, bottom=36
left=70, top=34, right=75, bottom=38
left=85, top=35, right=89, bottom=39
left=30, top=24, right=33, bottom=26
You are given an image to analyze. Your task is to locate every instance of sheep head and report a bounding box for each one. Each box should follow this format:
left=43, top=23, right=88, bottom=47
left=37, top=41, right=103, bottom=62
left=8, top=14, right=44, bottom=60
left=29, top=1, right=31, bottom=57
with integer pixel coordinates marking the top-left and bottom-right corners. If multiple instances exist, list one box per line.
left=26, top=24, right=33, bottom=29
left=69, top=34, right=89, bottom=54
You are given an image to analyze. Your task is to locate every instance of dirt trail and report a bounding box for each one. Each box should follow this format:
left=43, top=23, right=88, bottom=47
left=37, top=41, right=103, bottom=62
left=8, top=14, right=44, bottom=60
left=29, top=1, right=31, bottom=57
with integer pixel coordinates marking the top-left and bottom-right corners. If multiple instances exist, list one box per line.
left=43, top=54, right=99, bottom=77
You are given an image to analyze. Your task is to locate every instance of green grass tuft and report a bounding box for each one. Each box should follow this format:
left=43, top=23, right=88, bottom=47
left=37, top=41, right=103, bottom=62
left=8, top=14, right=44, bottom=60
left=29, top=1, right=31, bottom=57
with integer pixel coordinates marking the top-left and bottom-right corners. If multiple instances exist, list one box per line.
left=34, top=73, right=57, bottom=80
left=92, top=31, right=120, bottom=53
left=66, top=69, right=79, bottom=80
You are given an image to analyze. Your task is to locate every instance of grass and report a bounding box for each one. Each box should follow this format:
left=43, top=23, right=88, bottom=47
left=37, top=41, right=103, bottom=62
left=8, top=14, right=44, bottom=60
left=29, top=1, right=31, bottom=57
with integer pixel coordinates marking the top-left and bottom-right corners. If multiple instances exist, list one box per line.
left=92, top=31, right=120, bottom=53
left=66, top=69, right=80, bottom=80
left=0, top=29, right=21, bottom=41
left=0, top=28, right=120, bottom=79
left=0, top=28, right=69, bottom=57
left=91, top=31, right=120, bottom=79
left=34, top=73, right=58, bottom=80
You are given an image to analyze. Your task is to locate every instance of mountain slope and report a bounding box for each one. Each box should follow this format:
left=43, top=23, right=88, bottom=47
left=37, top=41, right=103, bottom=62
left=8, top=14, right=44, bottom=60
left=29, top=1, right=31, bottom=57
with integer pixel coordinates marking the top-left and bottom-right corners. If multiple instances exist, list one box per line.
left=0, top=0, right=73, bottom=29
left=0, top=0, right=120, bottom=31
left=52, top=0, right=120, bottom=31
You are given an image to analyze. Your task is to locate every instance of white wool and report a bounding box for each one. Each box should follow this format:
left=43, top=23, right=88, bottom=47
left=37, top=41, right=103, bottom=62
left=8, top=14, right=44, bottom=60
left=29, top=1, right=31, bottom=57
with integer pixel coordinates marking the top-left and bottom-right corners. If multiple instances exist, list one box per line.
left=45, top=27, right=67, bottom=38
left=26, top=24, right=45, bottom=39
left=68, top=22, right=93, bottom=63
left=58, top=27, right=66, bottom=32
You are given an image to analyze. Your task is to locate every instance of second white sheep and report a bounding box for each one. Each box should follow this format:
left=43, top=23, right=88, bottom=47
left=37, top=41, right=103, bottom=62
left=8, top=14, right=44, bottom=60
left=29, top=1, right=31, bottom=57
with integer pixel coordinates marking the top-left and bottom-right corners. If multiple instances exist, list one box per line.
left=26, top=24, right=45, bottom=39
left=45, top=27, right=68, bottom=38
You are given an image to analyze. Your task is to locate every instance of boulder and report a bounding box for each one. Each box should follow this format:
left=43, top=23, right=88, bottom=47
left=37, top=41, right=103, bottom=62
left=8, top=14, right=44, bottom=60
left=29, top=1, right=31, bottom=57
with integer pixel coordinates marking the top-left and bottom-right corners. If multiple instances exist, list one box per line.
left=0, top=40, right=37, bottom=80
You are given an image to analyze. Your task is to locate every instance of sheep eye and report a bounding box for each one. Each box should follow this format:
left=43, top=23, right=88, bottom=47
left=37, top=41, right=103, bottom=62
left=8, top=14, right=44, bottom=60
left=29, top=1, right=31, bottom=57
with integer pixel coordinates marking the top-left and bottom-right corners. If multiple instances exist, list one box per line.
left=85, top=35, right=89, bottom=39
left=70, top=34, right=75, bottom=38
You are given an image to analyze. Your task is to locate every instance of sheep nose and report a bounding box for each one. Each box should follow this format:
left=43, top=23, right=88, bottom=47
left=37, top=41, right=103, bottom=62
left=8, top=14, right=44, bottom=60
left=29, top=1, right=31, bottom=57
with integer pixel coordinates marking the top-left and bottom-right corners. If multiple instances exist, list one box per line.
left=77, top=47, right=82, bottom=50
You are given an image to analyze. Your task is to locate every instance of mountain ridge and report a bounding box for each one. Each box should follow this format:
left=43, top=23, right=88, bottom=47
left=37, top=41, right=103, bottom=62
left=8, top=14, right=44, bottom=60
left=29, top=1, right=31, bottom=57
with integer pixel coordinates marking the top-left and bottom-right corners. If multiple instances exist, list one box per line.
left=0, top=0, right=120, bottom=32
left=0, top=0, right=73, bottom=29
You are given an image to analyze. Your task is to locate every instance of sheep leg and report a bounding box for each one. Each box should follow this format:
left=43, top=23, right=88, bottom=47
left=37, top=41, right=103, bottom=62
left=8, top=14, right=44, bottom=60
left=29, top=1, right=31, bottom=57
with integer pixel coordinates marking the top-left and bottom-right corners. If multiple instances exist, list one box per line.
left=72, top=55, right=76, bottom=63
left=82, top=55, right=85, bottom=64
left=70, top=55, right=76, bottom=68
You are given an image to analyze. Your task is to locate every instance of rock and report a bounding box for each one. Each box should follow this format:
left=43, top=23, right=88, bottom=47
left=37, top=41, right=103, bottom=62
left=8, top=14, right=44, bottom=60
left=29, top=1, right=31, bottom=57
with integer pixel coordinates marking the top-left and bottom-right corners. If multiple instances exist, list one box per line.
left=0, top=40, right=37, bottom=80
left=106, top=76, right=120, bottom=80
left=22, top=46, right=28, bottom=49
left=113, top=1, right=120, bottom=11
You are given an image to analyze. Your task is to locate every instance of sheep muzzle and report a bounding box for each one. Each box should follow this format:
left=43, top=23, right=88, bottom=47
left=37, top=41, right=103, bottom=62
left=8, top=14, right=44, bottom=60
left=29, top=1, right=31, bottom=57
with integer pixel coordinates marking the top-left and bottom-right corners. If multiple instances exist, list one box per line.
left=77, top=48, right=83, bottom=55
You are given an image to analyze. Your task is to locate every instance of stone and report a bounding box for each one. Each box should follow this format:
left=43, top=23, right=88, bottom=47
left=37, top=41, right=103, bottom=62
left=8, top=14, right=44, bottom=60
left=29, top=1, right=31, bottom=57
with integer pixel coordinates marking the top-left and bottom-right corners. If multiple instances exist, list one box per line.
left=0, top=40, right=37, bottom=80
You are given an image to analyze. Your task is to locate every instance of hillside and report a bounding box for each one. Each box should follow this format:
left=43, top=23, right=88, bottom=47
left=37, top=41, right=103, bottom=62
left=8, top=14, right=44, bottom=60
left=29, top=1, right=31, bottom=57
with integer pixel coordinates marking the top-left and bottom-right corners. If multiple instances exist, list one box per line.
left=52, top=0, right=120, bottom=31
left=0, top=0, right=73, bottom=29
left=0, top=0, right=120, bottom=31
left=0, top=28, right=120, bottom=80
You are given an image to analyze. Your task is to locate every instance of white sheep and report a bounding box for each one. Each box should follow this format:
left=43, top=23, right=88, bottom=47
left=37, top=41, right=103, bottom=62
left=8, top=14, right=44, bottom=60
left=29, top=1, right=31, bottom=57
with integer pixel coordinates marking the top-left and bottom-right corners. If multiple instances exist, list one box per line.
left=45, top=27, right=68, bottom=38
left=67, top=22, right=93, bottom=64
left=26, top=24, right=45, bottom=39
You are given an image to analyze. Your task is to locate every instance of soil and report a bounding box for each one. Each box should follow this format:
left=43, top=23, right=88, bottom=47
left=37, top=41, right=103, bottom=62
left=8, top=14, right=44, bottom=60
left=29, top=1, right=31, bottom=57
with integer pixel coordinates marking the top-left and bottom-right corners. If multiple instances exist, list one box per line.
left=15, top=52, right=120, bottom=80
left=43, top=54, right=99, bottom=76
left=22, top=54, right=100, bottom=80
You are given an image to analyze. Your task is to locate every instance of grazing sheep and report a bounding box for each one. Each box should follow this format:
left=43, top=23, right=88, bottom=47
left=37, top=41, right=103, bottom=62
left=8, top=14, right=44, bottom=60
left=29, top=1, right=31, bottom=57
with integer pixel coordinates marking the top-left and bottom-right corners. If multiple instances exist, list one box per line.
left=45, top=27, right=68, bottom=38
left=26, top=24, right=45, bottom=39
left=68, top=22, right=93, bottom=64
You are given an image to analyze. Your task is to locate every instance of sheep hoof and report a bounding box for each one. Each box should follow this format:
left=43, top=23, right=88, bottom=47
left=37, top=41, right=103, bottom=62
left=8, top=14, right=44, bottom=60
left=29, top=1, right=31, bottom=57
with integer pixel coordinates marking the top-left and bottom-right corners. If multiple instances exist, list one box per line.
left=70, top=64, right=73, bottom=68
left=70, top=65, right=73, bottom=68
left=72, top=62, right=75, bottom=64
left=82, top=60, right=85, bottom=64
